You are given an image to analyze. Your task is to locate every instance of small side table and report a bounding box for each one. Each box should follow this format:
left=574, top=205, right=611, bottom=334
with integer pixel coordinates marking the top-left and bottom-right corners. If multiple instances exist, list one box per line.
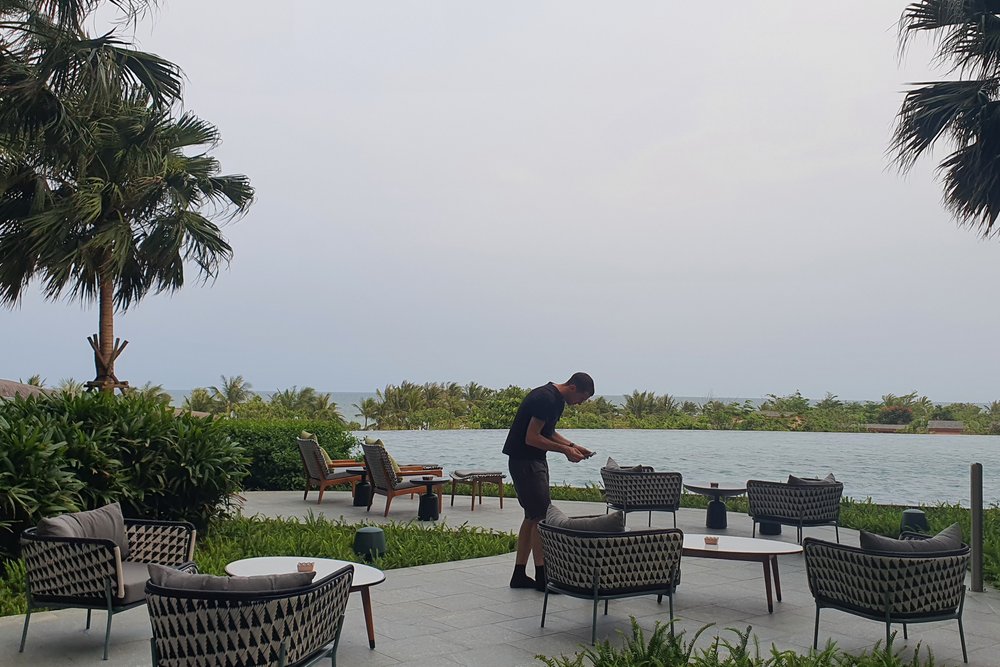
left=347, top=467, right=371, bottom=507
left=683, top=483, right=747, bottom=529
left=410, top=476, right=448, bottom=521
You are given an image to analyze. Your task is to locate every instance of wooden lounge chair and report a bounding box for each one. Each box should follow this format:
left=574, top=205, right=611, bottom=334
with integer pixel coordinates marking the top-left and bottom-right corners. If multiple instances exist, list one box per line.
left=297, top=438, right=362, bottom=504
left=361, top=442, right=442, bottom=517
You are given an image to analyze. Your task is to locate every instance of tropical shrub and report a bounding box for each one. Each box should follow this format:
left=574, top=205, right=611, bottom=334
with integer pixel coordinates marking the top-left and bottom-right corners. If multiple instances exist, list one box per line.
left=0, top=393, right=248, bottom=558
left=538, top=618, right=938, bottom=666
left=219, top=420, right=357, bottom=490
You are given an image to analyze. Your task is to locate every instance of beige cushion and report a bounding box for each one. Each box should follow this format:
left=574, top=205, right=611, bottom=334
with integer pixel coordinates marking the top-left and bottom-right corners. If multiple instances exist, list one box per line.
left=787, top=473, right=837, bottom=485
left=859, top=522, right=963, bottom=553
left=147, top=563, right=316, bottom=592
left=545, top=504, right=625, bottom=532
left=37, top=502, right=130, bottom=560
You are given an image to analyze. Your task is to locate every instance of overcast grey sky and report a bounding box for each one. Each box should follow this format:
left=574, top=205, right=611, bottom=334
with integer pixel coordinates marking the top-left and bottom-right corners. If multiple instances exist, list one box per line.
left=3, top=1, right=999, bottom=402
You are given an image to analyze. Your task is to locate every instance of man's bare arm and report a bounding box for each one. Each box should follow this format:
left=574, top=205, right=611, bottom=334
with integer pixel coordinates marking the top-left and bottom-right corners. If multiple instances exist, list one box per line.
left=525, top=418, right=584, bottom=462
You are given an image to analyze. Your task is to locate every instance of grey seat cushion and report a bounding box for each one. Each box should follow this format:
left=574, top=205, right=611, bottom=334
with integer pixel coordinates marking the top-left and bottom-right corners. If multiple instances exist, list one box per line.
left=452, top=470, right=504, bottom=478
left=787, top=473, right=837, bottom=485
left=545, top=504, right=625, bottom=532
left=148, top=563, right=317, bottom=592
left=36, top=502, right=130, bottom=560
left=859, top=522, right=963, bottom=553
left=120, top=561, right=154, bottom=604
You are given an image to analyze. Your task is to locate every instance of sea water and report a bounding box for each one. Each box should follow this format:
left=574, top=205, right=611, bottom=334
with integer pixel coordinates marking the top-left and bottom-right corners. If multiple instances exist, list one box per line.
left=352, top=428, right=1000, bottom=506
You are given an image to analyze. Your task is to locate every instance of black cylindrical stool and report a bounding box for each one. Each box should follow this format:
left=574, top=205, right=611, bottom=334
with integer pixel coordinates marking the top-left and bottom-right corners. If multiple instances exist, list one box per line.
left=900, top=508, right=929, bottom=534
left=353, top=526, right=386, bottom=561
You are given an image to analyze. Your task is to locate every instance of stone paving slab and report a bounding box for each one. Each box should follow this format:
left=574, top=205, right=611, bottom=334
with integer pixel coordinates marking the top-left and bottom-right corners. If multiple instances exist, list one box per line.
left=1, top=490, right=997, bottom=665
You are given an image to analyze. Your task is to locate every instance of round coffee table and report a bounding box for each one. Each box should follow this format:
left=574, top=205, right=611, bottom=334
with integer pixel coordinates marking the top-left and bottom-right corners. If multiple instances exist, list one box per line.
left=683, top=483, right=746, bottom=529
left=682, top=534, right=802, bottom=613
left=410, top=476, right=448, bottom=520
left=226, top=556, right=385, bottom=648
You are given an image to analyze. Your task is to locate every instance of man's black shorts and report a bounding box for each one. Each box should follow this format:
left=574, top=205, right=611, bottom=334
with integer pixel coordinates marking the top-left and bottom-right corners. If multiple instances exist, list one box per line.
left=508, top=457, right=550, bottom=520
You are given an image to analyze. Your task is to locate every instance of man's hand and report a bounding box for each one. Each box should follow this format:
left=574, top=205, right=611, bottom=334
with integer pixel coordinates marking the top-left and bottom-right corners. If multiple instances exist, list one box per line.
left=564, top=446, right=585, bottom=463
left=573, top=444, right=594, bottom=459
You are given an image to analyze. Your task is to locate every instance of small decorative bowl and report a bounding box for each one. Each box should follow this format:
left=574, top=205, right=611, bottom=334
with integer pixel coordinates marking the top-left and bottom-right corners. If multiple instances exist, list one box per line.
left=709, top=482, right=719, bottom=488
left=703, top=536, right=719, bottom=545
left=422, top=475, right=434, bottom=480
left=297, top=562, right=315, bottom=572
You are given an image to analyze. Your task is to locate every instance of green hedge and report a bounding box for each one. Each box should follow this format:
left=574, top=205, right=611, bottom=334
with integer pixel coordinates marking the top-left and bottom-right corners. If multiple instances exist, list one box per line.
left=218, top=420, right=358, bottom=491
left=0, top=393, right=248, bottom=559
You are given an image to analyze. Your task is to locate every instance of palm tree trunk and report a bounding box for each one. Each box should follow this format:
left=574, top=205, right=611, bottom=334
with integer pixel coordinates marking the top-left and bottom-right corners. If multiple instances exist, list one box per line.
left=86, top=261, right=128, bottom=393
left=99, top=267, right=114, bottom=379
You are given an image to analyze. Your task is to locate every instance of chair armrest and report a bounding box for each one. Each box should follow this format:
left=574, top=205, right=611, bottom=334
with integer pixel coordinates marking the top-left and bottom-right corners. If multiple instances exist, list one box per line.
left=125, top=519, right=197, bottom=565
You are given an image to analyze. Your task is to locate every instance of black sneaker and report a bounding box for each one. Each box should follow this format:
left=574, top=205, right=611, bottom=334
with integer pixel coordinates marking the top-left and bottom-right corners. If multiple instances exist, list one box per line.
left=510, top=572, right=536, bottom=589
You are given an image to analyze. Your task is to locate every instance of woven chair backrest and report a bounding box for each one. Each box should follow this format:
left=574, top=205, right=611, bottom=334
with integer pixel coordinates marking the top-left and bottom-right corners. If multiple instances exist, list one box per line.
left=803, top=538, right=969, bottom=616
left=146, top=564, right=354, bottom=667
left=362, top=443, right=400, bottom=490
left=538, top=523, right=683, bottom=593
left=746, top=480, right=843, bottom=522
left=601, top=468, right=683, bottom=508
left=297, top=438, right=328, bottom=480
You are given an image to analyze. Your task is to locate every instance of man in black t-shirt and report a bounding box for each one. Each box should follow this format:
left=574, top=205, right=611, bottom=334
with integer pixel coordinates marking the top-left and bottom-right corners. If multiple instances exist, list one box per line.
left=504, top=372, right=595, bottom=591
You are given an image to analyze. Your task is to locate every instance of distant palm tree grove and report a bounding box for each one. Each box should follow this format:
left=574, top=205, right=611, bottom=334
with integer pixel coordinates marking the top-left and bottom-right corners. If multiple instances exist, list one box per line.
left=14, top=375, right=983, bottom=435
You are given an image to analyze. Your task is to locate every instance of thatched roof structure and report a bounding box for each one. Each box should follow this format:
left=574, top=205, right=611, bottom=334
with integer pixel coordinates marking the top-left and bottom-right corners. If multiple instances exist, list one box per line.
left=0, top=379, right=48, bottom=398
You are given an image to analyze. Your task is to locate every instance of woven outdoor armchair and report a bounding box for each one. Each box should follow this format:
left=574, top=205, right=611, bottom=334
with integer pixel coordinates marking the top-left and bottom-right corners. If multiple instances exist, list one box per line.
left=746, top=479, right=843, bottom=543
left=146, top=564, right=354, bottom=667
left=20, top=516, right=196, bottom=660
left=601, top=467, right=683, bottom=527
left=538, top=522, right=684, bottom=644
left=803, top=537, right=971, bottom=662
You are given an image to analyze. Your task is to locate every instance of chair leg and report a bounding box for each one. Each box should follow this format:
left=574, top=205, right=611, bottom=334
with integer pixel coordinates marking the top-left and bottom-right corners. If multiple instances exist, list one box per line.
left=797, top=525, right=803, bottom=544
left=450, top=478, right=456, bottom=507
left=86, top=608, right=92, bottom=629
left=672, top=511, right=677, bottom=528
left=835, top=524, right=840, bottom=544
left=540, top=590, right=549, bottom=627
left=813, top=606, right=820, bottom=649
left=478, top=481, right=483, bottom=505
left=647, top=511, right=652, bottom=527
left=103, top=609, right=113, bottom=661
left=902, top=622, right=908, bottom=639
left=499, top=479, right=504, bottom=509
left=668, top=594, right=674, bottom=637
left=591, top=598, right=599, bottom=645
left=303, top=482, right=310, bottom=501
left=470, top=480, right=476, bottom=511
left=958, top=616, right=968, bottom=663
left=383, top=495, right=392, bottom=517
left=604, top=599, right=609, bottom=615
left=753, top=521, right=757, bottom=538
left=18, top=602, right=31, bottom=653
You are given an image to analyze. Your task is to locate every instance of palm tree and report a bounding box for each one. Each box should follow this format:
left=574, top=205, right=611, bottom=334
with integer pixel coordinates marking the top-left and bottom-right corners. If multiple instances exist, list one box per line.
left=0, top=97, right=253, bottom=391
left=184, top=387, right=217, bottom=413
left=19, top=374, right=45, bottom=387
left=56, top=377, right=85, bottom=396
left=353, top=397, right=380, bottom=429
left=893, top=1, right=1000, bottom=236
left=624, top=390, right=658, bottom=419
left=132, top=381, right=171, bottom=406
left=210, top=375, right=253, bottom=417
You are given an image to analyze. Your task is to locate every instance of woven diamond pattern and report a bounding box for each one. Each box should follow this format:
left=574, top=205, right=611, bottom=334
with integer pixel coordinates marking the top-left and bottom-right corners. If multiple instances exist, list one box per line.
left=747, top=480, right=842, bottom=523
left=126, top=520, right=196, bottom=565
left=362, top=443, right=403, bottom=487
left=147, top=565, right=353, bottom=667
left=539, top=524, right=683, bottom=594
left=601, top=469, right=682, bottom=512
left=21, top=533, right=118, bottom=600
left=804, top=538, right=969, bottom=617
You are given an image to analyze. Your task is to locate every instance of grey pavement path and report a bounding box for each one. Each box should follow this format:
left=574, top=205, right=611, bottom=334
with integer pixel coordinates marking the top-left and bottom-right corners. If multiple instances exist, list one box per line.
left=2, top=489, right=998, bottom=666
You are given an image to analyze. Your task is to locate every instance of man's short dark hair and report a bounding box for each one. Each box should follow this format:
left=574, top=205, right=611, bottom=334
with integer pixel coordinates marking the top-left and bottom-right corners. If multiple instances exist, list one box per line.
left=566, top=372, right=595, bottom=396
